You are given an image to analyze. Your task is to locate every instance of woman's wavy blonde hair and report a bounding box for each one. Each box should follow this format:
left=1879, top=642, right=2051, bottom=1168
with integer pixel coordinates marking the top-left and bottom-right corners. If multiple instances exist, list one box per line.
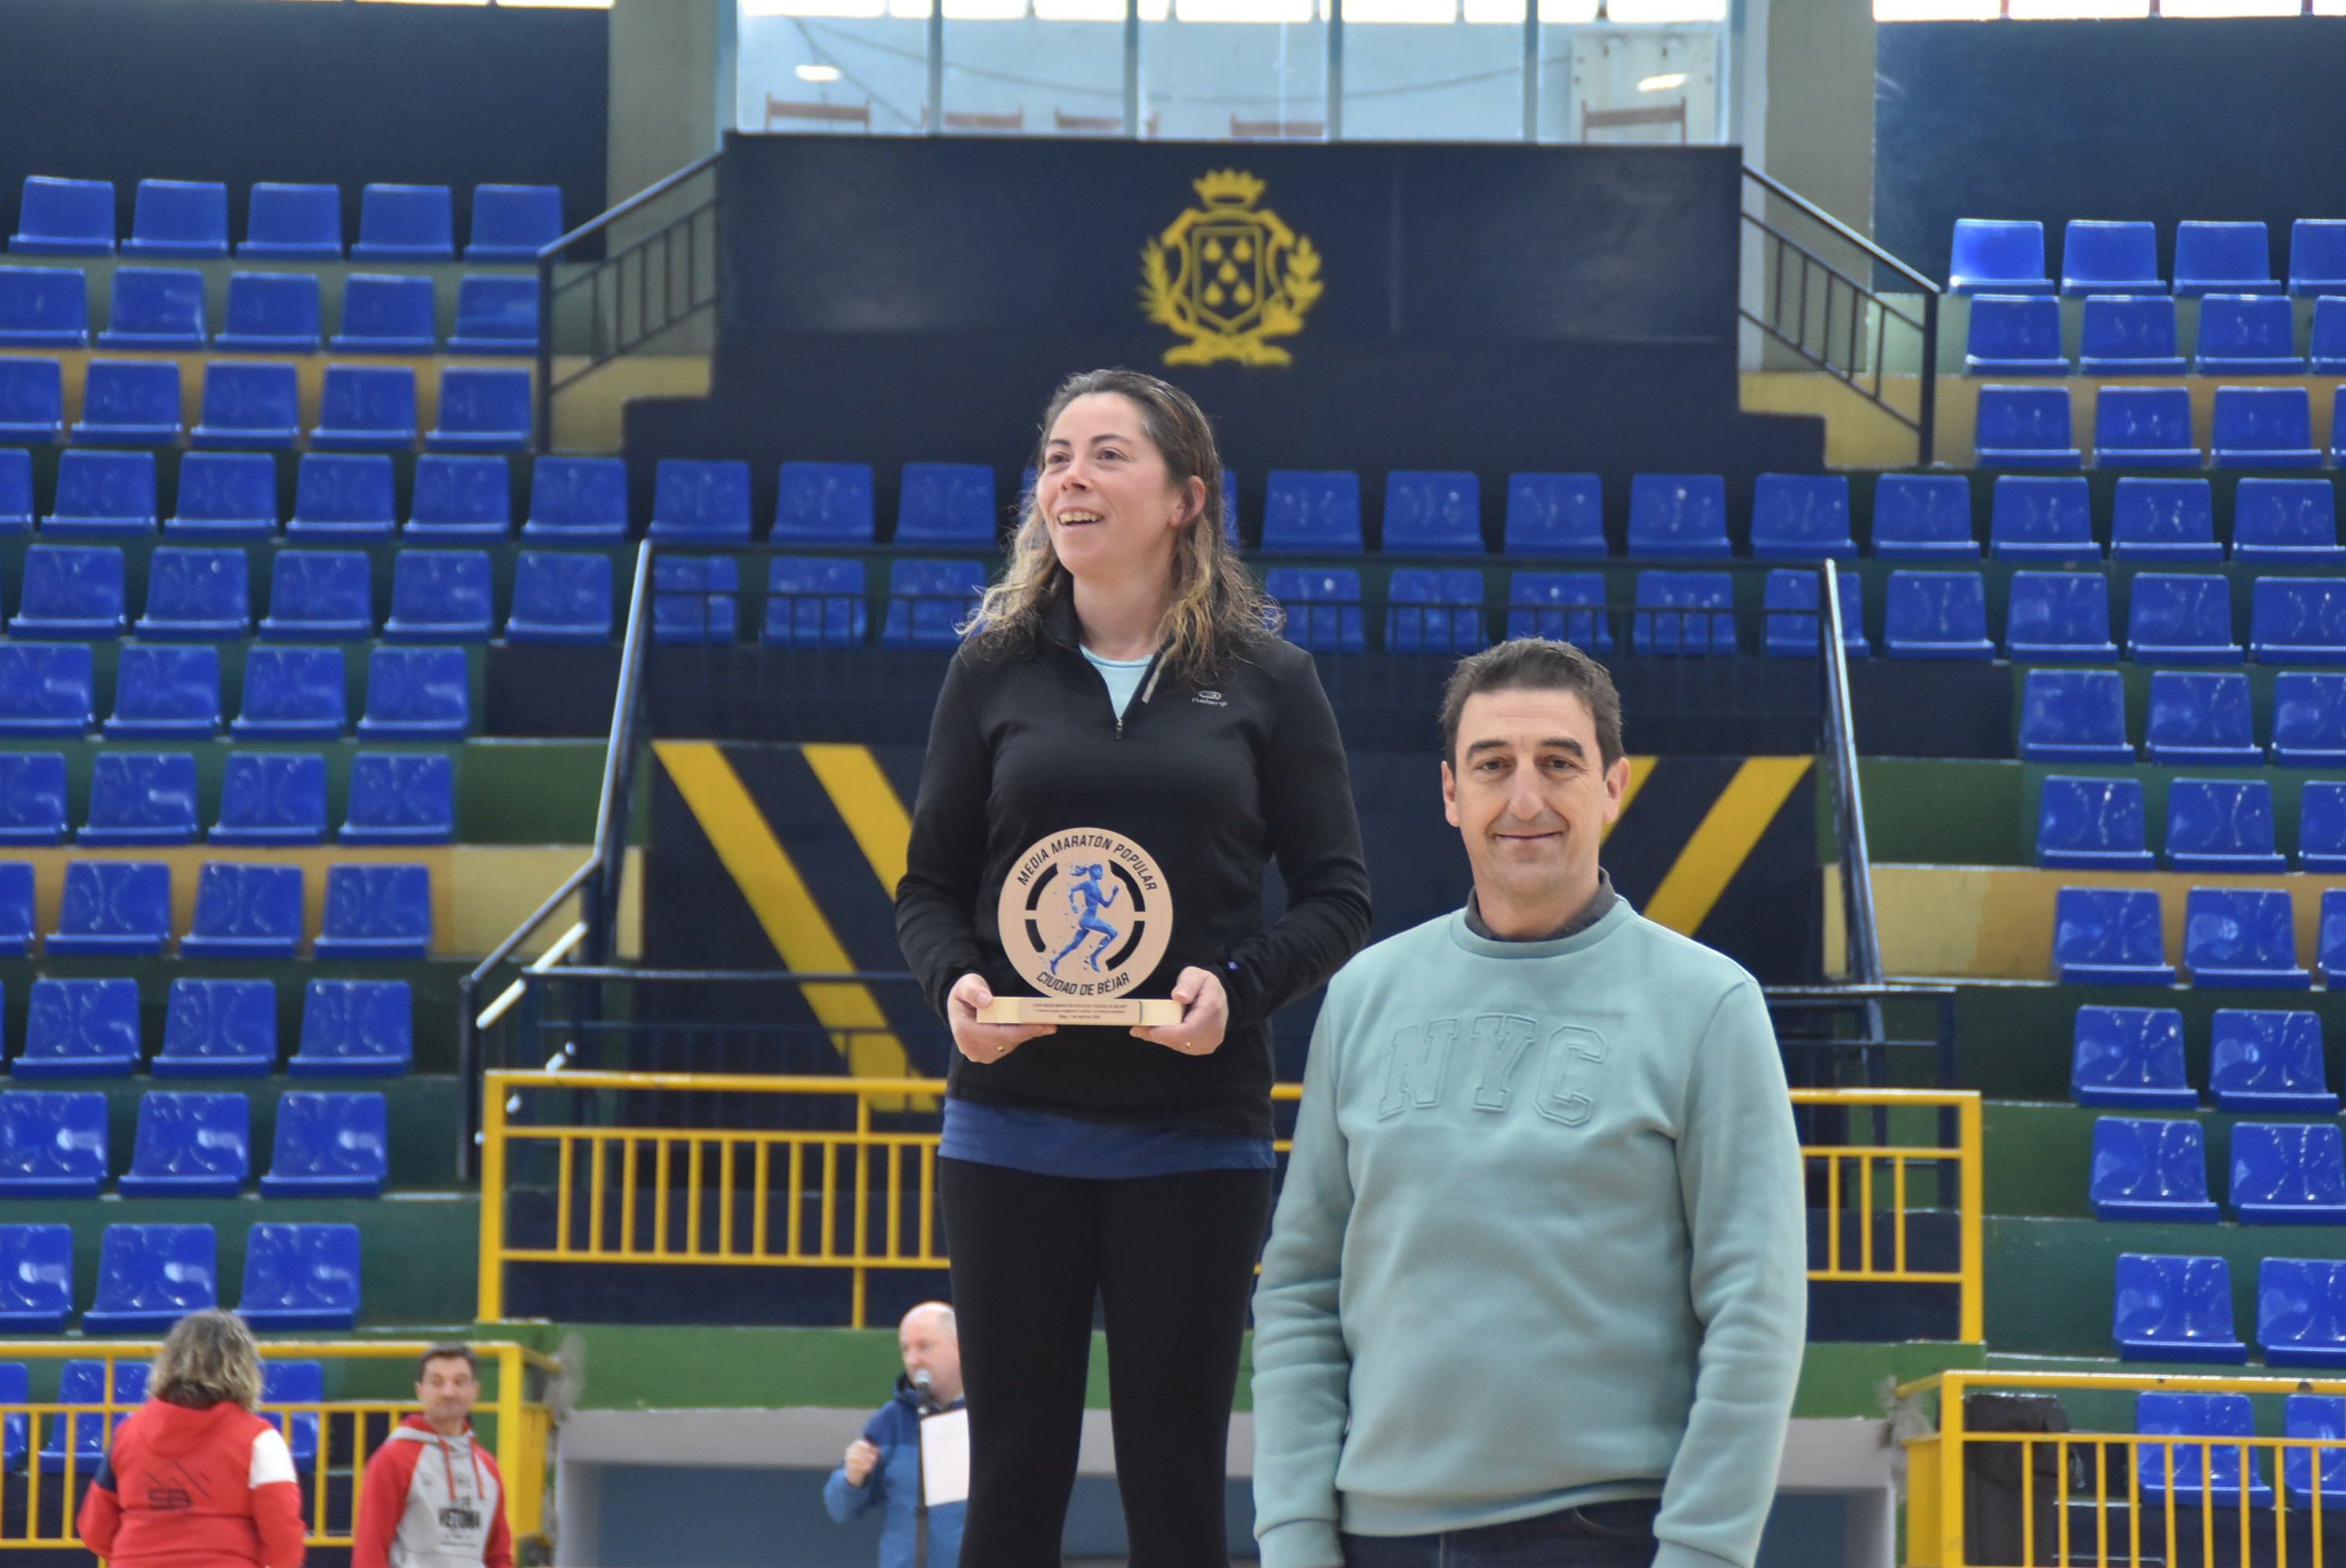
left=964, top=368, right=1276, bottom=683
left=151, top=1308, right=263, bottom=1412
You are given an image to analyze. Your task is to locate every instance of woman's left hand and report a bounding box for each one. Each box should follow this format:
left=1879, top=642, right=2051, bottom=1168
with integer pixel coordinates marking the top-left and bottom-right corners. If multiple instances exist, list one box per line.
left=1131, top=967, right=1228, bottom=1055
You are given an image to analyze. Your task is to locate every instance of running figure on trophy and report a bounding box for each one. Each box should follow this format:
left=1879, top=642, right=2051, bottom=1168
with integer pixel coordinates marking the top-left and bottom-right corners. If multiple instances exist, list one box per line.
left=1050, top=863, right=1122, bottom=975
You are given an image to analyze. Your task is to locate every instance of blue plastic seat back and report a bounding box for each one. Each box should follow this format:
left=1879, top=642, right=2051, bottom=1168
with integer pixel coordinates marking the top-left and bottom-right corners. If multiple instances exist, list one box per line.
left=125, top=181, right=227, bottom=259
left=387, top=551, right=494, bottom=639
left=2116, top=1257, right=2244, bottom=1363
left=430, top=368, right=532, bottom=445
left=774, top=462, right=876, bottom=543
left=651, top=556, right=738, bottom=644
left=196, top=362, right=299, bottom=441
left=509, top=551, right=615, bottom=642
left=1384, top=568, right=1484, bottom=653
left=2304, top=780, right=2346, bottom=865
left=214, top=753, right=328, bottom=846
left=2265, top=1277, right=2346, bottom=1381
left=2054, top=886, right=2171, bottom=981
left=1975, top=386, right=2079, bottom=463
left=1505, top=572, right=1611, bottom=652
left=0, top=753, right=67, bottom=843
left=649, top=460, right=753, bottom=543
left=2145, top=672, right=2255, bottom=763
left=2198, top=294, right=2301, bottom=368
left=764, top=557, right=867, bottom=648
left=2072, top=1007, right=2190, bottom=1105
left=0, top=358, right=64, bottom=437
left=1262, top=472, right=1364, bottom=553
left=1631, top=571, right=1734, bottom=655
left=158, top=978, right=278, bottom=1073
left=2061, top=221, right=2162, bottom=296
left=187, top=862, right=305, bottom=954
left=467, top=184, right=564, bottom=260
left=1762, top=570, right=1865, bottom=658
left=220, top=273, right=322, bottom=349
left=260, top=1359, right=325, bottom=1466
left=344, top=753, right=454, bottom=843
left=2136, top=1391, right=2265, bottom=1497
left=881, top=560, right=986, bottom=650
left=86, top=752, right=199, bottom=842
left=527, top=456, right=630, bottom=539
left=334, top=275, right=435, bottom=350
left=77, top=360, right=182, bottom=438
left=1989, top=477, right=2094, bottom=560
left=1625, top=474, right=1730, bottom=560
left=2251, top=577, right=2346, bottom=662
left=170, top=453, right=280, bottom=535
left=895, top=463, right=997, bottom=546
left=354, top=184, right=455, bottom=260
left=47, top=451, right=156, bottom=534
left=2187, top=887, right=2304, bottom=981
left=1964, top=294, right=2064, bottom=370
left=2174, top=221, right=2277, bottom=296
left=1949, top=220, right=2050, bottom=293
left=2291, top=221, right=2346, bottom=296
left=1265, top=568, right=1366, bottom=654
left=2326, top=890, right=2346, bottom=981
left=0, top=1091, right=108, bottom=1191
left=318, top=864, right=432, bottom=956
left=2037, top=777, right=2149, bottom=868
left=314, top=366, right=419, bottom=443
left=93, top=1224, right=218, bottom=1321
left=129, top=1093, right=249, bottom=1188
left=362, top=646, right=470, bottom=736
left=297, top=981, right=413, bottom=1072
left=0, top=448, right=27, bottom=529
left=235, top=648, right=347, bottom=737
left=0, top=643, right=95, bottom=735
left=110, top=644, right=223, bottom=735
left=2006, top=573, right=2112, bottom=658
left=2210, top=1010, right=2331, bottom=1107
left=241, top=183, right=342, bottom=260
left=0, top=1362, right=22, bottom=1465
left=48, top=1360, right=151, bottom=1465
left=2111, top=478, right=2217, bottom=562
left=2079, top=297, right=2184, bottom=371
left=1503, top=474, right=1603, bottom=556
left=267, top=550, right=374, bottom=632
left=2091, top=1117, right=2211, bottom=1211
left=0, top=1225, right=73, bottom=1325
left=143, top=546, right=252, bottom=634
left=2316, top=301, right=2346, bottom=372
left=409, top=456, right=512, bottom=536
left=242, top=1222, right=361, bottom=1324
left=2169, top=779, right=2280, bottom=867
left=270, top=1094, right=390, bottom=1186
left=2213, top=387, right=2316, bottom=460
left=1383, top=472, right=1482, bottom=554
left=11, top=177, right=115, bottom=256
left=1883, top=571, right=1992, bottom=659
left=1869, top=474, right=1976, bottom=558
left=0, top=267, right=91, bottom=347
left=2128, top=574, right=2238, bottom=660
left=1749, top=474, right=1854, bottom=559
left=448, top=275, right=539, bottom=351
left=17, top=543, right=127, bottom=630
left=2233, top=1122, right=2346, bottom=1215
left=24, top=978, right=144, bottom=1069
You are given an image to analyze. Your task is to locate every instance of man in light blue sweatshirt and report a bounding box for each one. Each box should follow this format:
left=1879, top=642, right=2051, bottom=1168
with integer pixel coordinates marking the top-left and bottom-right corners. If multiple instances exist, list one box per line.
left=1252, top=638, right=1807, bottom=1568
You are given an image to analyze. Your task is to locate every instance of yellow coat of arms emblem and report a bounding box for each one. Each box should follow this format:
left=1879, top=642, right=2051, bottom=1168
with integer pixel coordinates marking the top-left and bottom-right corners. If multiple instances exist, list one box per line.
left=1139, top=169, right=1323, bottom=367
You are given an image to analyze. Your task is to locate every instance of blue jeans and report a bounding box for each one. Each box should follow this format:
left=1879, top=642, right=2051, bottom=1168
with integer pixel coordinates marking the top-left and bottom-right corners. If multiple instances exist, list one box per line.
left=1341, top=1498, right=1662, bottom=1568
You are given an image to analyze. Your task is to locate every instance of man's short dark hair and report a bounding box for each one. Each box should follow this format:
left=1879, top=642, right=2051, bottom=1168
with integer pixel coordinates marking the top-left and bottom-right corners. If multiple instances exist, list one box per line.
left=418, top=1344, right=478, bottom=1381
left=1440, top=639, right=1625, bottom=770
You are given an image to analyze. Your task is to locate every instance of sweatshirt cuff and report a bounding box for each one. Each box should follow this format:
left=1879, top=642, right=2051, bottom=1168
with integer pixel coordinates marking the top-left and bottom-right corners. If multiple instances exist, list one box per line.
left=1651, top=1539, right=1744, bottom=1568
left=1257, top=1518, right=1346, bottom=1568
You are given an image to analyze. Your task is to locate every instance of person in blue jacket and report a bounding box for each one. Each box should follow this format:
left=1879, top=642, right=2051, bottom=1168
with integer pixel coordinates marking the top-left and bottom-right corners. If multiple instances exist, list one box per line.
left=824, top=1302, right=965, bottom=1568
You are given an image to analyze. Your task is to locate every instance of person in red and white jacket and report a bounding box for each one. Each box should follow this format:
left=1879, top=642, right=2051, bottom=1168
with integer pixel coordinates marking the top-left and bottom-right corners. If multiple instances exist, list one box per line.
left=354, top=1344, right=513, bottom=1568
left=78, top=1308, right=307, bottom=1568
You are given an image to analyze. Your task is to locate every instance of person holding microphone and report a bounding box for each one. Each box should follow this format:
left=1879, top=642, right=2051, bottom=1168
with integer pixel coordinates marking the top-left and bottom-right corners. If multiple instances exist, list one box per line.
left=897, top=368, right=1371, bottom=1567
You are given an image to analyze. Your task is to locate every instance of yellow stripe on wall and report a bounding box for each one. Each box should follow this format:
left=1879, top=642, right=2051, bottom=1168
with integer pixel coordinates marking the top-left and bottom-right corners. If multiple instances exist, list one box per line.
left=1642, top=756, right=1812, bottom=936
left=801, top=744, right=912, bottom=897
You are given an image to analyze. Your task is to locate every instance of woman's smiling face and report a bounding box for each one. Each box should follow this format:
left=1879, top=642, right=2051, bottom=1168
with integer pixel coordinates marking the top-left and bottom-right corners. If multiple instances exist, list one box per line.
left=1035, top=391, right=1200, bottom=577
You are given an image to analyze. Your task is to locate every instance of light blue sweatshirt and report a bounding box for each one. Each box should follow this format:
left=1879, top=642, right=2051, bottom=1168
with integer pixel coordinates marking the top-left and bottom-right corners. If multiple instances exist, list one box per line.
left=1251, top=898, right=1807, bottom=1568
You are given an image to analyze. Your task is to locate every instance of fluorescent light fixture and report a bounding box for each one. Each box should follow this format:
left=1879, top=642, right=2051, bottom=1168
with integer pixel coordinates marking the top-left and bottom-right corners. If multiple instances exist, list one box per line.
left=796, top=63, right=844, bottom=79
left=1636, top=71, right=1687, bottom=90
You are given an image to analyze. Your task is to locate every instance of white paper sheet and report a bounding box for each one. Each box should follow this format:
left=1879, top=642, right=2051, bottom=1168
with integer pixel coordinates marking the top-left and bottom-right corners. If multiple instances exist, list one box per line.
left=921, top=1408, right=971, bottom=1508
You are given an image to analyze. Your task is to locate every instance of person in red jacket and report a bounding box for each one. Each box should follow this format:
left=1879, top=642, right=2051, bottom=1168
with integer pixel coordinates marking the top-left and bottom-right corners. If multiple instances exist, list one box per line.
left=354, top=1344, right=513, bottom=1568
left=78, top=1308, right=307, bottom=1568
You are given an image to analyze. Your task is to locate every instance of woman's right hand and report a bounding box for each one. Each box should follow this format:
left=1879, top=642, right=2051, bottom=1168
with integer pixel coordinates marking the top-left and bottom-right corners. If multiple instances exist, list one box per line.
left=947, top=972, right=1055, bottom=1063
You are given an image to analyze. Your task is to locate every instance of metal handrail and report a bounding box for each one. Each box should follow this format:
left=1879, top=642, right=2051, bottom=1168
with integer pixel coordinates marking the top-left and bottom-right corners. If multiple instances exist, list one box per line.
left=1744, top=165, right=1939, bottom=296
left=535, top=150, right=724, bottom=264
left=1819, top=560, right=1884, bottom=985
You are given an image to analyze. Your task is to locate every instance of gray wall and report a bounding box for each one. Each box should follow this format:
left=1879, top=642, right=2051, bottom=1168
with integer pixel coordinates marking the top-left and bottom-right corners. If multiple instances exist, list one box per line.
left=609, top=0, right=730, bottom=209
left=1763, top=0, right=1874, bottom=234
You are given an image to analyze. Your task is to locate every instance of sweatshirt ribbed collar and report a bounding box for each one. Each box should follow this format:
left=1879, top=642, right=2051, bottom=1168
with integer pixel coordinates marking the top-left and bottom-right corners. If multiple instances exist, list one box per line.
left=1451, top=870, right=1632, bottom=960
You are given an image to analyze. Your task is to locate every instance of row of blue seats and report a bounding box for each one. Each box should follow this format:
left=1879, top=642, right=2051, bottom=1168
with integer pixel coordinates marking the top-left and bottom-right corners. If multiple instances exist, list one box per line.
left=0, top=268, right=536, bottom=354
left=0, top=643, right=471, bottom=740
left=1, top=1091, right=385, bottom=1197
left=0, top=862, right=430, bottom=963
left=2022, top=669, right=2346, bottom=766
left=1978, top=384, right=2346, bottom=469
left=0, top=360, right=527, bottom=452
left=2119, top=1254, right=2346, bottom=1377
left=0, top=753, right=451, bottom=847
left=1, top=1359, right=332, bottom=1470
left=9, top=177, right=559, bottom=262
left=2042, top=777, right=2346, bottom=872
left=2094, top=1118, right=2346, bottom=1223
left=0, top=1222, right=358, bottom=1333
left=2075, top=1006, right=2344, bottom=1111
left=1949, top=219, right=2346, bottom=298
left=0, top=978, right=407, bottom=1080
left=1968, top=293, right=2346, bottom=376
left=2057, top=884, right=2330, bottom=989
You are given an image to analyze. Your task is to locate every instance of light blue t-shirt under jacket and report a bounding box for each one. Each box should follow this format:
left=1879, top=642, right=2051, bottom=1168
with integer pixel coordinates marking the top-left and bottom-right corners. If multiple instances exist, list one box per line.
left=1081, top=646, right=1153, bottom=718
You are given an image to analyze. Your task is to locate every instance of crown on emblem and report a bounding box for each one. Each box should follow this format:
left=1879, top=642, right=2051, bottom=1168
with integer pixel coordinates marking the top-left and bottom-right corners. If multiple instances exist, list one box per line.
left=1191, top=169, right=1266, bottom=208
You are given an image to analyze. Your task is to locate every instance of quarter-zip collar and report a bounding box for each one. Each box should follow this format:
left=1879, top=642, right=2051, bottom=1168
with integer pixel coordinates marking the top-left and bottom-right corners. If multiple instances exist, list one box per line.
left=1049, top=587, right=1167, bottom=737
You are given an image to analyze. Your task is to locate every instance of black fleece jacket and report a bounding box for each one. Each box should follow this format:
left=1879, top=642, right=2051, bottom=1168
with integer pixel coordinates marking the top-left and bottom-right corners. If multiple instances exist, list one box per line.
left=894, top=597, right=1372, bottom=1139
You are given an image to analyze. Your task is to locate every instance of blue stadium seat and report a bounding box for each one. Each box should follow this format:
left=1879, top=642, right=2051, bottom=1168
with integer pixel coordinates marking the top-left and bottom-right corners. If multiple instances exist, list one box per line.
left=1266, top=568, right=1366, bottom=654
left=117, top=1094, right=248, bottom=1198
left=773, top=462, right=875, bottom=543
left=0, top=448, right=27, bottom=532
left=1630, top=571, right=1734, bottom=655
left=0, top=266, right=89, bottom=347
left=1883, top=571, right=1992, bottom=659
left=122, top=180, right=227, bottom=260
left=2077, top=296, right=2186, bottom=376
left=0, top=1362, right=21, bottom=1465
left=330, top=274, right=435, bottom=354
left=9, top=177, right=114, bottom=256
left=1505, top=572, right=1612, bottom=653
left=352, top=184, right=454, bottom=262
left=1503, top=474, right=1604, bottom=557
left=239, top=183, right=341, bottom=261
left=48, top=866, right=169, bottom=956
left=2019, top=669, right=2132, bottom=764
left=0, top=1226, right=72, bottom=1330
left=2326, top=891, right=2346, bottom=987
left=1869, top=474, right=1976, bottom=559
left=384, top=550, right=493, bottom=642
left=289, top=453, right=397, bottom=539
left=240, top=1222, right=360, bottom=1330
left=881, top=560, right=985, bottom=652
left=2129, top=574, right=2240, bottom=663
left=2264, top=1271, right=2346, bottom=1371
left=2315, top=300, right=2346, bottom=376
left=2210, top=1009, right=2337, bottom=1112
left=2116, top=1258, right=2248, bottom=1365
left=1948, top=220, right=2051, bottom=294
left=2335, top=390, right=2346, bottom=466
left=2144, top=671, right=2258, bottom=765
left=315, top=866, right=430, bottom=960
left=309, top=365, right=418, bottom=452
left=2005, top=572, right=2115, bottom=661
left=2166, top=779, right=2285, bottom=873
left=153, top=978, right=278, bottom=1078
left=2055, top=886, right=2174, bottom=985
left=342, top=753, right=454, bottom=845
left=82, top=751, right=198, bottom=845
left=1988, top=476, right=2096, bottom=562
left=216, top=273, right=321, bottom=353
left=292, top=981, right=412, bottom=1077
left=261, top=1360, right=323, bottom=1470
left=0, top=1092, right=107, bottom=1196
left=2195, top=294, right=2304, bottom=375
left=761, top=557, right=865, bottom=649
left=2091, top=387, right=2199, bottom=470
left=0, top=860, right=34, bottom=955
left=2233, top=1123, right=2346, bottom=1225
left=2090, top=1118, right=2217, bottom=1222
left=261, top=1094, right=389, bottom=1199
left=1384, top=568, right=1484, bottom=653
left=1963, top=296, right=2065, bottom=376
left=2213, top=386, right=2320, bottom=469
left=233, top=647, right=347, bottom=739
left=525, top=456, right=630, bottom=541
left=140, top=546, right=252, bottom=637
left=260, top=550, right=374, bottom=637
left=182, top=862, right=304, bottom=960
left=12, top=543, right=125, bottom=635
left=213, top=753, right=329, bottom=847
left=42, top=1361, right=149, bottom=1469
left=167, top=452, right=279, bottom=540
left=2110, top=477, right=2220, bottom=562
left=2036, top=777, right=2152, bottom=869
left=1975, top=386, right=2081, bottom=467
left=406, top=455, right=511, bottom=540
left=70, top=360, right=180, bottom=445
left=1749, top=474, right=1854, bottom=561
left=2073, top=1007, right=2192, bottom=1107
left=1262, top=471, right=1364, bottom=553
left=42, top=450, right=156, bottom=538
left=467, top=184, right=564, bottom=262
left=84, top=1225, right=216, bottom=1334
left=2174, top=221, right=2279, bottom=297
left=0, top=358, right=64, bottom=443
left=107, top=644, right=221, bottom=739
left=0, top=753, right=66, bottom=844
left=2252, top=577, right=2346, bottom=664
left=2135, top=1392, right=2269, bottom=1504
left=1382, top=471, right=1482, bottom=554
left=648, top=459, right=752, bottom=543
left=896, top=463, right=997, bottom=546
left=2303, top=781, right=2346, bottom=871
left=16, top=977, right=141, bottom=1072
left=191, top=362, right=300, bottom=449
left=2290, top=220, right=2346, bottom=297
left=98, top=267, right=205, bottom=349
left=2187, top=886, right=2309, bottom=989
left=2061, top=220, right=2163, bottom=296
left=1625, top=474, right=1730, bottom=560
left=426, top=367, right=532, bottom=453
left=0, top=644, right=93, bottom=737
left=510, top=551, right=615, bottom=644
left=1761, top=570, right=1865, bottom=659
left=358, top=646, right=470, bottom=740
left=652, top=556, right=738, bottom=645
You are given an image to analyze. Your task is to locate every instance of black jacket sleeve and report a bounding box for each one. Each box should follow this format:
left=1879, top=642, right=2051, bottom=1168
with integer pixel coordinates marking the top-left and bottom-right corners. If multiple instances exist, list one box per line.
left=1215, top=652, right=1371, bottom=1029
left=895, top=656, right=992, bottom=1021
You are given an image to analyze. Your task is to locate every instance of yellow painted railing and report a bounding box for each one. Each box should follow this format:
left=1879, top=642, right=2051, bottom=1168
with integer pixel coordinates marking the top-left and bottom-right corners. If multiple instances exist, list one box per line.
left=482, top=1070, right=1984, bottom=1336
left=0, top=1341, right=556, bottom=1552
left=1902, top=1368, right=2346, bottom=1568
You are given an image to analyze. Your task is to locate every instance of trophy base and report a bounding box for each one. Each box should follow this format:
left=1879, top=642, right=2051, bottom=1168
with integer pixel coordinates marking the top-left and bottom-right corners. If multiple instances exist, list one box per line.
left=977, top=997, right=1187, bottom=1026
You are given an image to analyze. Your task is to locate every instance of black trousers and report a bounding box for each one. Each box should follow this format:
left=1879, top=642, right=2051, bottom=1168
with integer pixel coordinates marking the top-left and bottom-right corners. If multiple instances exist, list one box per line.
left=940, top=1156, right=1277, bottom=1568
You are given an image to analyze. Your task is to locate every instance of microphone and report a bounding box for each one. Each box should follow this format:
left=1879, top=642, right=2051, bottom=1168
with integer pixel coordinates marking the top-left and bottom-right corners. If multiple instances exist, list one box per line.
left=913, top=1368, right=934, bottom=1411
